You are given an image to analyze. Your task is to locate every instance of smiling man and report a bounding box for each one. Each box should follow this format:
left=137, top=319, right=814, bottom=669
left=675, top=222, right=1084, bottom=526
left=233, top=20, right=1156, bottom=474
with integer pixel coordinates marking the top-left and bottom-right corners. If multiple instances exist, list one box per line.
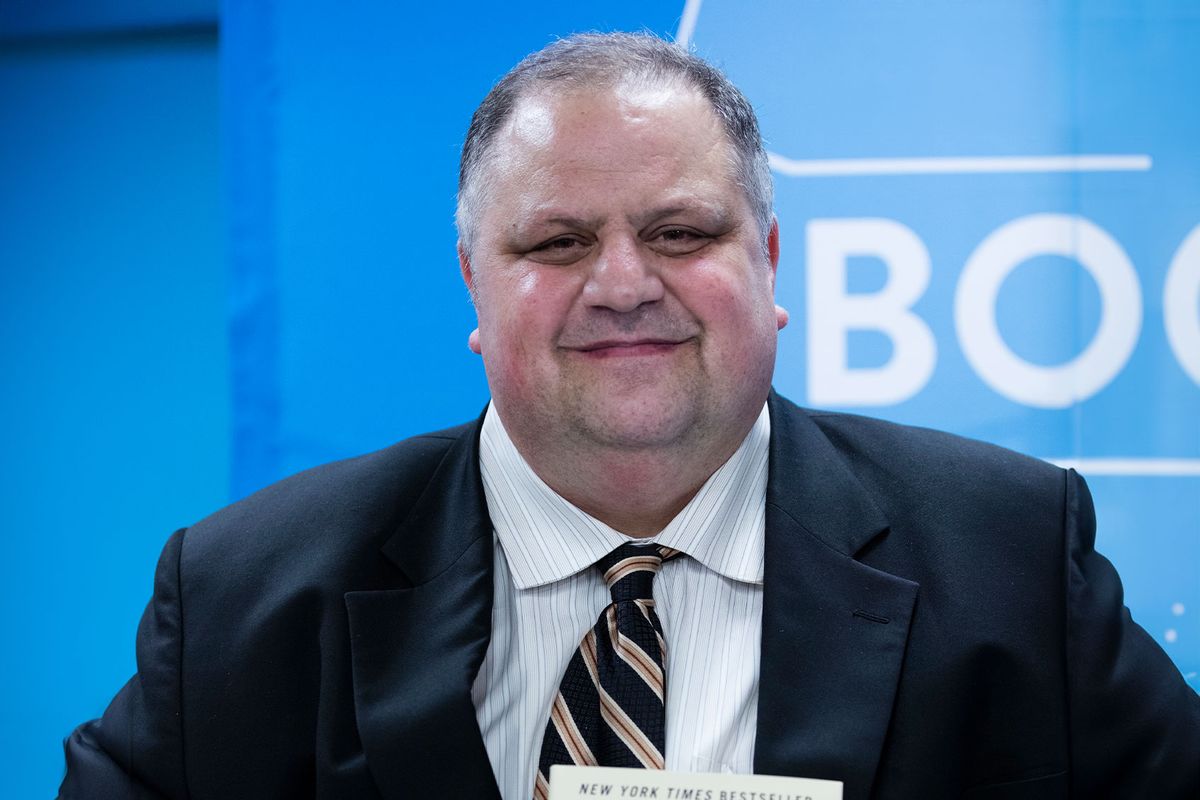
left=61, top=33, right=1198, bottom=800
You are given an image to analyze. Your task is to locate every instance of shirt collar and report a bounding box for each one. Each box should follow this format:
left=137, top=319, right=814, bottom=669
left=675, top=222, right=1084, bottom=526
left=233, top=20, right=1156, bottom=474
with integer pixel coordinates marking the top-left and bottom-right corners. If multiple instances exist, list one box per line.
left=479, top=403, right=769, bottom=589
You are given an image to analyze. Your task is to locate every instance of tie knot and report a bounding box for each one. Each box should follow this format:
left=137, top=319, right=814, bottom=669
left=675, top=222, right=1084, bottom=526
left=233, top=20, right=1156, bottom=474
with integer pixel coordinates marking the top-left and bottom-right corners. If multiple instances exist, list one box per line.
left=596, top=543, right=679, bottom=603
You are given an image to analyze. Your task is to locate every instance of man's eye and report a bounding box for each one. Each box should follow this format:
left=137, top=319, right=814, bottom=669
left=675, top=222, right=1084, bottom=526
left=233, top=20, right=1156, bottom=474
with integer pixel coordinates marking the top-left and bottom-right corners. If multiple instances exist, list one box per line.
left=653, top=228, right=710, bottom=255
left=528, top=236, right=587, bottom=264
left=661, top=229, right=696, bottom=240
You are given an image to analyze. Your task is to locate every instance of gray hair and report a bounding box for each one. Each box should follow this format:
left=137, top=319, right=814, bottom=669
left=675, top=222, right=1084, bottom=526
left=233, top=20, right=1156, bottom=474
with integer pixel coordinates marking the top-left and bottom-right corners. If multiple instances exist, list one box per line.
left=455, top=32, right=773, bottom=257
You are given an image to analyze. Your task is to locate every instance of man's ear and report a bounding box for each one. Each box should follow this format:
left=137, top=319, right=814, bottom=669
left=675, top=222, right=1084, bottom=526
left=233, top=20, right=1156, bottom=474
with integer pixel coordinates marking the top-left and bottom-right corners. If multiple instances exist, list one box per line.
left=458, top=241, right=476, bottom=299
left=458, top=241, right=483, bottom=354
left=767, top=216, right=788, bottom=331
left=767, top=215, right=780, bottom=276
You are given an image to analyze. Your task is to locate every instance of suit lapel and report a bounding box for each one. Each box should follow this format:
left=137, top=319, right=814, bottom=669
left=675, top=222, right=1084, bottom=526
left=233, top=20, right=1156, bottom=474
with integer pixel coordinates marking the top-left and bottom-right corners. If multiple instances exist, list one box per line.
left=755, top=395, right=918, bottom=800
left=345, top=420, right=502, bottom=799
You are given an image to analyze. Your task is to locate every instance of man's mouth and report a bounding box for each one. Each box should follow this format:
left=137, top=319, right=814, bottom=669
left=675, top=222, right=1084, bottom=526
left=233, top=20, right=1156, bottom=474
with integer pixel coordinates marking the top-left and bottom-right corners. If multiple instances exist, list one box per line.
left=572, top=338, right=689, bottom=357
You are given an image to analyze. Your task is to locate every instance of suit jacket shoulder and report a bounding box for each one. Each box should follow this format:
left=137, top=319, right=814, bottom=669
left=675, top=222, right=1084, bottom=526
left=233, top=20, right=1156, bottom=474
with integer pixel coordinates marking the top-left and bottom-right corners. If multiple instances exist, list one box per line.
left=180, top=422, right=475, bottom=594
left=805, top=405, right=1063, bottom=502
left=794, top=403, right=1068, bottom=566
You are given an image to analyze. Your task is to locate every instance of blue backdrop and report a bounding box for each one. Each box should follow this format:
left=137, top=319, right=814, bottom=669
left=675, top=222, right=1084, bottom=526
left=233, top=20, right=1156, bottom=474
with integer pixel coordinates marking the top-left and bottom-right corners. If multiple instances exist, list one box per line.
left=0, top=3, right=225, bottom=797
left=2, top=1, right=1195, bottom=796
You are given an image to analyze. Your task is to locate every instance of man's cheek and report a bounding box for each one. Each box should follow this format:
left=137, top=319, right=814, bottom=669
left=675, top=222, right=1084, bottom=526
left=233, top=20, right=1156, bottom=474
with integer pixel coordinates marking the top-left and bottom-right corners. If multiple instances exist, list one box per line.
left=488, top=341, right=543, bottom=399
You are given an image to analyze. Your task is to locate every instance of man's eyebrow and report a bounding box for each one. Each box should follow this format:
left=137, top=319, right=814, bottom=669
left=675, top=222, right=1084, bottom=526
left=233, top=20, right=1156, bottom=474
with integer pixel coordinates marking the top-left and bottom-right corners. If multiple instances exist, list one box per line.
left=631, top=203, right=732, bottom=230
left=514, top=211, right=605, bottom=232
left=509, top=203, right=732, bottom=235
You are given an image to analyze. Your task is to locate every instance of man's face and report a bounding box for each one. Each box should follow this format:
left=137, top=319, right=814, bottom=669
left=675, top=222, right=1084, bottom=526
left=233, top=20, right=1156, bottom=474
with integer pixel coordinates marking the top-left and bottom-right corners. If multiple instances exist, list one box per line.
left=461, top=82, right=783, bottom=457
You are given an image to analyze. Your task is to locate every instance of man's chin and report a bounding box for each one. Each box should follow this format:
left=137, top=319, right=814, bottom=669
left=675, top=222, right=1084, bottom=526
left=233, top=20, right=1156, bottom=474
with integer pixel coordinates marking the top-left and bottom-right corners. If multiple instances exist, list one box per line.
left=567, top=394, right=704, bottom=451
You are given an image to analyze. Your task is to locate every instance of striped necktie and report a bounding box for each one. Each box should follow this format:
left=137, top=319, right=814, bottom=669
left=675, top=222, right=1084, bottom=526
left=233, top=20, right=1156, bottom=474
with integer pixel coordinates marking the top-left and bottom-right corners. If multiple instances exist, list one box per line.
left=533, top=543, right=680, bottom=799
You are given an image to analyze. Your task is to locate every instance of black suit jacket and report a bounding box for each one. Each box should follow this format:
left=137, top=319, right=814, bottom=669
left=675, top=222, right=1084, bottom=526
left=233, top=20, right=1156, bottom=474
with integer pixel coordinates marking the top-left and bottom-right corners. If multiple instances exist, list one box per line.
left=60, top=395, right=1200, bottom=799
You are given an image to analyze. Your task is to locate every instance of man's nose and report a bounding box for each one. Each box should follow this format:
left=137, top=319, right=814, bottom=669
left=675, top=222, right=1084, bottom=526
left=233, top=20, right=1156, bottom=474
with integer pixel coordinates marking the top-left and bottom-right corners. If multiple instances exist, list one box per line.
left=582, top=237, right=665, bottom=313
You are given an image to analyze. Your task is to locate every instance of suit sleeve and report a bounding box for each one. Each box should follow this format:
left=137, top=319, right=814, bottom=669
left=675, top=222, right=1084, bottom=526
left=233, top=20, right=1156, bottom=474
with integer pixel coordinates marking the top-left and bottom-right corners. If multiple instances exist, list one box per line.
left=1064, top=470, right=1200, bottom=796
left=59, top=529, right=190, bottom=799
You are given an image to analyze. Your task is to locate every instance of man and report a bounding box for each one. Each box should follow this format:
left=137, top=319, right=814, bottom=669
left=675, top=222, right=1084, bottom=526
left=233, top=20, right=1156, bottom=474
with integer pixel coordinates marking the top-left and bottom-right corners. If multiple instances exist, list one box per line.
left=61, top=32, right=1198, bottom=800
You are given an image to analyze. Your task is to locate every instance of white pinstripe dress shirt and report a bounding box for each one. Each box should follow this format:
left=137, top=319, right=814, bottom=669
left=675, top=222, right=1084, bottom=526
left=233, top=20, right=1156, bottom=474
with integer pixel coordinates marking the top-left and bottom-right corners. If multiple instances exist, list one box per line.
left=471, top=403, right=769, bottom=800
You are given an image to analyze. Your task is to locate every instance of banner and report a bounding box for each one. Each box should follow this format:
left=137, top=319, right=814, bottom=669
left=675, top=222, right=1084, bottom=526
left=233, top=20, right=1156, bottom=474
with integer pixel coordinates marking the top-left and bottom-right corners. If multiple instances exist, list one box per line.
left=683, top=0, right=1198, bottom=681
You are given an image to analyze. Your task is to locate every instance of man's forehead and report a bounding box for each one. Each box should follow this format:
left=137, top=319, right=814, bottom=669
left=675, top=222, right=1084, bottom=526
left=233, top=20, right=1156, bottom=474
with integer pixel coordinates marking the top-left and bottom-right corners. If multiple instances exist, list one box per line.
left=504, top=93, right=557, bottom=150
left=491, top=102, right=744, bottom=232
left=501, top=80, right=716, bottom=148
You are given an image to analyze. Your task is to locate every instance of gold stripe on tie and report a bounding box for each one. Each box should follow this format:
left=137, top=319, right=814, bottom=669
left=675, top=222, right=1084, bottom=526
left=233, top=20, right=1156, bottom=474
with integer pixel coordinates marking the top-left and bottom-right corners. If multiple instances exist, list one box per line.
left=533, top=771, right=550, bottom=800
left=549, top=692, right=597, bottom=766
left=598, top=689, right=664, bottom=768
left=614, top=629, right=664, bottom=700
